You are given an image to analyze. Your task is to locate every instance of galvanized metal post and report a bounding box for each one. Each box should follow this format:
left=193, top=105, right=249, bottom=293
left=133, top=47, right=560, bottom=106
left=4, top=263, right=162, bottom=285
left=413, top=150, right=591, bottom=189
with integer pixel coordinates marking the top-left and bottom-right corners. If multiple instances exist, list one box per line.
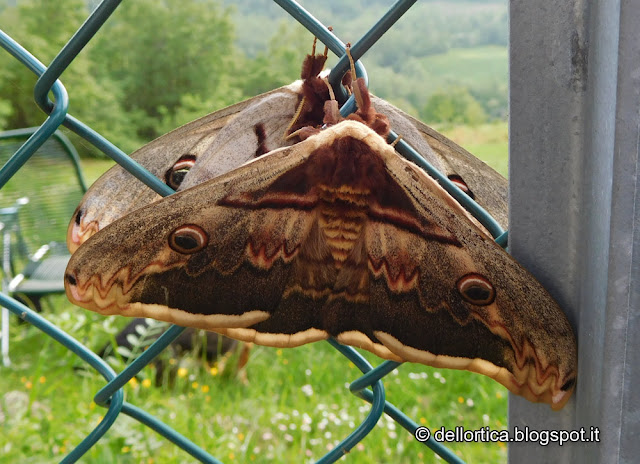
left=509, top=0, right=639, bottom=462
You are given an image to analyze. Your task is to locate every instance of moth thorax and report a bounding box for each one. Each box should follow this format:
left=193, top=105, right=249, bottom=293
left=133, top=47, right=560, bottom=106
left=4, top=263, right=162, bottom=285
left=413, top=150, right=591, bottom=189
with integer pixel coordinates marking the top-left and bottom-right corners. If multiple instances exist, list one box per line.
left=318, top=184, right=368, bottom=267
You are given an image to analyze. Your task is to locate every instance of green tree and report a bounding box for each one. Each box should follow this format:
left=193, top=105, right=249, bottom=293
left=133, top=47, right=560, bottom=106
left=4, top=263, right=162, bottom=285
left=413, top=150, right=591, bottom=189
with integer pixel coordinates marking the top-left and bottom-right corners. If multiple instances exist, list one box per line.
left=238, top=23, right=316, bottom=97
left=0, top=0, right=89, bottom=128
left=0, top=0, right=140, bottom=154
left=90, top=0, right=237, bottom=141
left=421, top=86, right=488, bottom=126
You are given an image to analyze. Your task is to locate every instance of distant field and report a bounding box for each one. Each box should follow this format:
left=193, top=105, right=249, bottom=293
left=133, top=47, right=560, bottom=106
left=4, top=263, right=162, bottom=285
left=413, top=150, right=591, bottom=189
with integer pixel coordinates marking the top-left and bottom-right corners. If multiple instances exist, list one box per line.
left=367, top=45, right=508, bottom=124
left=424, top=46, right=508, bottom=91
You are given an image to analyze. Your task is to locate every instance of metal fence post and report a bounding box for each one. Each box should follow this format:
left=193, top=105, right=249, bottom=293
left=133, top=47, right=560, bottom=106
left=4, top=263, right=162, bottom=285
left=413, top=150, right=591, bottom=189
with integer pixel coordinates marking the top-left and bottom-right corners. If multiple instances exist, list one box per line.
left=509, top=0, right=639, bottom=462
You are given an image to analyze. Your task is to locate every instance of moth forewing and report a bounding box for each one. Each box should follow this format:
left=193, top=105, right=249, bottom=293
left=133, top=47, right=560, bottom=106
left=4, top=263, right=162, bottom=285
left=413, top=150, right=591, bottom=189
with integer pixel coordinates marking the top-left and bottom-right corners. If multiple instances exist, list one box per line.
left=372, top=95, right=509, bottom=231
left=178, top=83, right=302, bottom=190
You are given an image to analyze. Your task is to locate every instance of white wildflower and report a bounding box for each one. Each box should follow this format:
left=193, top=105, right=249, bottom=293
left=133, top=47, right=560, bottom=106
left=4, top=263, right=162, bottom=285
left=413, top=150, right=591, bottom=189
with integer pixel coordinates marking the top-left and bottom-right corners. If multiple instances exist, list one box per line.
left=301, top=384, right=314, bottom=397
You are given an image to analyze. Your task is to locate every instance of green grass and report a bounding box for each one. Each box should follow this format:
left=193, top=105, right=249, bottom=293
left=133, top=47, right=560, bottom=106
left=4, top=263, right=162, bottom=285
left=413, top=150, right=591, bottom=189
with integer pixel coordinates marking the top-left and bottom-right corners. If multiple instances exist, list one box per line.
left=0, top=127, right=509, bottom=463
left=81, top=158, right=116, bottom=184
left=0, top=301, right=508, bottom=463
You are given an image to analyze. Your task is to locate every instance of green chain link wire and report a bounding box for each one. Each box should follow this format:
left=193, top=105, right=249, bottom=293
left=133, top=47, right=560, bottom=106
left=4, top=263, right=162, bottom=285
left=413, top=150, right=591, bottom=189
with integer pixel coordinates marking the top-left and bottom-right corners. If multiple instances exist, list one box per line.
left=0, top=0, right=509, bottom=461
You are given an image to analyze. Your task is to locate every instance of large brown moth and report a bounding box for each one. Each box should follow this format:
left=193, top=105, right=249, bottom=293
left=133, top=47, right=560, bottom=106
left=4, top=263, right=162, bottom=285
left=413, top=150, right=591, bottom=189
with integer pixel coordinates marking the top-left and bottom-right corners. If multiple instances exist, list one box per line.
left=65, top=72, right=577, bottom=409
left=68, top=45, right=508, bottom=253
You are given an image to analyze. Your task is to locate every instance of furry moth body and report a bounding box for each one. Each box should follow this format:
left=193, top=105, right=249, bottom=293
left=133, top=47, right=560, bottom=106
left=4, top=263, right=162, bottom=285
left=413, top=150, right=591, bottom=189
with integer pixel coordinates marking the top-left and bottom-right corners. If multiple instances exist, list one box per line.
left=66, top=119, right=577, bottom=409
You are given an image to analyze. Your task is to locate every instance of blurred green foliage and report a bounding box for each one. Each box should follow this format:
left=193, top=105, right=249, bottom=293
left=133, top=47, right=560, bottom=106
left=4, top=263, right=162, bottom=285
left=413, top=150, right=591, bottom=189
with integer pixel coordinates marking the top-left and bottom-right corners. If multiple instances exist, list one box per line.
left=423, top=86, right=488, bottom=126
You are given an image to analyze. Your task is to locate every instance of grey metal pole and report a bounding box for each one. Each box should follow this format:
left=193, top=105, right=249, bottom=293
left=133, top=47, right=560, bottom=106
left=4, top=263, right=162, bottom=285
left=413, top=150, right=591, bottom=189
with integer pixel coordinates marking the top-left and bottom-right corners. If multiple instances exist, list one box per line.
left=509, top=0, right=639, bottom=462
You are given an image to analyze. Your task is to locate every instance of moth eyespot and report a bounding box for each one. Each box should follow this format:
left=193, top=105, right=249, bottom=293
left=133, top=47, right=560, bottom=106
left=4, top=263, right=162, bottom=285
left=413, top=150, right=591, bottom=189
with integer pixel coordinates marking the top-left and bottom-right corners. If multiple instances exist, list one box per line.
left=561, top=377, right=576, bottom=391
left=456, top=273, right=496, bottom=306
left=448, top=174, right=475, bottom=200
left=169, top=224, right=208, bottom=254
left=65, top=273, right=77, bottom=286
left=165, top=154, right=196, bottom=189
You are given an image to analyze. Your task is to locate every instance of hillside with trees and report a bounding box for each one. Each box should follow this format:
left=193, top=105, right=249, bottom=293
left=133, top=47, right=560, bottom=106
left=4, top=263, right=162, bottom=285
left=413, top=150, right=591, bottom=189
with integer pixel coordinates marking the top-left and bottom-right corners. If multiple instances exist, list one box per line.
left=0, top=0, right=507, bottom=156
